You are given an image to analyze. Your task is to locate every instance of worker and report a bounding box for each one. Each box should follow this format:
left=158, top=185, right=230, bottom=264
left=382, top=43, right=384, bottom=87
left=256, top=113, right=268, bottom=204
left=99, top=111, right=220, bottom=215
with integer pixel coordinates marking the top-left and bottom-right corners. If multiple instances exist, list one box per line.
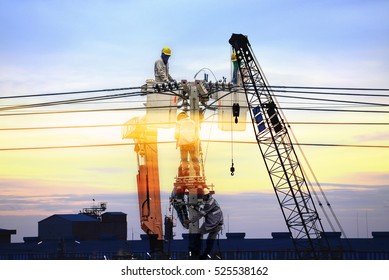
left=186, top=188, right=224, bottom=259
left=154, top=47, right=174, bottom=82
left=170, top=187, right=189, bottom=229
left=175, top=111, right=200, bottom=177
left=231, top=52, right=240, bottom=85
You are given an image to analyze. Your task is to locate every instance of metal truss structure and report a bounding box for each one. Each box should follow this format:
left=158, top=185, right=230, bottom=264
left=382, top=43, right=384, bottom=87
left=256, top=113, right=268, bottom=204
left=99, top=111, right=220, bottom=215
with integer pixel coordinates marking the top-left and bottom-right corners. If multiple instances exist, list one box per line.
left=229, top=33, right=331, bottom=259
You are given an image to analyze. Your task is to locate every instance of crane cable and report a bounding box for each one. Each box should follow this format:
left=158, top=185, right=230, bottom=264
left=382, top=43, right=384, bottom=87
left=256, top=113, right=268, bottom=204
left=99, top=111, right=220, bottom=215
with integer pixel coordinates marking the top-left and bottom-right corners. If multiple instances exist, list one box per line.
left=250, top=50, right=347, bottom=235
left=230, top=117, right=235, bottom=176
left=268, top=82, right=348, bottom=237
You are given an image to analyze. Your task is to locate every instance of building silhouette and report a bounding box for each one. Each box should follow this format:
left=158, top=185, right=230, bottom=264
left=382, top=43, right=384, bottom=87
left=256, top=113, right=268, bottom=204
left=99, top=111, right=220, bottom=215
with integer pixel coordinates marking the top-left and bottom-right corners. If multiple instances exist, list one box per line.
left=1, top=211, right=388, bottom=260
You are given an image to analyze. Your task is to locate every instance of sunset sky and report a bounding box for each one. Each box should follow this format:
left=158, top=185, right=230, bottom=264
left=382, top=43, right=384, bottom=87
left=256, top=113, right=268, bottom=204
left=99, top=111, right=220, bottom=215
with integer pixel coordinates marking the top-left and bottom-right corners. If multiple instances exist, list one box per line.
left=1, top=0, right=388, bottom=242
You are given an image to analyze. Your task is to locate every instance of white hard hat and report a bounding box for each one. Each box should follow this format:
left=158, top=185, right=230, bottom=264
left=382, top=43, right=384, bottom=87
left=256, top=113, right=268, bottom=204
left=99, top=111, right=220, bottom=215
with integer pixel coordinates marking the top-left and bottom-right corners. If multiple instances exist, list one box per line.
left=203, top=188, right=210, bottom=195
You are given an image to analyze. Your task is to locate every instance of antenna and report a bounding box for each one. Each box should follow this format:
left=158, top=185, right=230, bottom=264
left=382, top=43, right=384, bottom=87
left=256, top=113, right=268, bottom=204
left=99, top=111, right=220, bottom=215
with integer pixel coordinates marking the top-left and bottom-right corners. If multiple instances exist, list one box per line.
left=80, top=201, right=107, bottom=220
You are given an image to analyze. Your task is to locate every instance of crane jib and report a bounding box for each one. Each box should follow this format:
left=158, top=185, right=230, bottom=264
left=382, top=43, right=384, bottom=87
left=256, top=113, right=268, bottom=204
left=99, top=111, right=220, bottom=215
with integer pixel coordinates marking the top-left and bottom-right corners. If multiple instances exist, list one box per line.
left=229, top=33, right=336, bottom=259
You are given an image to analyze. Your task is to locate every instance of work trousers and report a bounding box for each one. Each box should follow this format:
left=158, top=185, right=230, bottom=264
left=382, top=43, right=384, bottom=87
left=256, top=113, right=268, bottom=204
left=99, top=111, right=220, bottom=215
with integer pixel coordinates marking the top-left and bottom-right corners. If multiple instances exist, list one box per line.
left=179, top=144, right=200, bottom=176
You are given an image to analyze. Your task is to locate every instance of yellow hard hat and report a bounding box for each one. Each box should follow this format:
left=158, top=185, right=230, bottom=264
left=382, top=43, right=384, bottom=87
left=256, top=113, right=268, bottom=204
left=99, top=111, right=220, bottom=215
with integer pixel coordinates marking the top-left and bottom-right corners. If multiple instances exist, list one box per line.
left=231, top=52, right=237, bottom=62
left=162, top=47, right=172, bottom=56
left=177, top=111, right=188, bottom=120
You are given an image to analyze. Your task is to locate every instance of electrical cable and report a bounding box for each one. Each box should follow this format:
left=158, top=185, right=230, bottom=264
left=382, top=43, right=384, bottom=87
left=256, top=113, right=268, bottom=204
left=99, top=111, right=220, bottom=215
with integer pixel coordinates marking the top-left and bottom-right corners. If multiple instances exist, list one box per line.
left=1, top=141, right=388, bottom=151
left=0, top=91, right=145, bottom=111
left=2, top=84, right=388, bottom=101
left=0, top=86, right=143, bottom=100
left=273, top=93, right=389, bottom=107
left=270, top=85, right=389, bottom=92
left=271, top=89, right=389, bottom=98
left=0, top=121, right=387, bottom=131
left=0, top=105, right=178, bottom=117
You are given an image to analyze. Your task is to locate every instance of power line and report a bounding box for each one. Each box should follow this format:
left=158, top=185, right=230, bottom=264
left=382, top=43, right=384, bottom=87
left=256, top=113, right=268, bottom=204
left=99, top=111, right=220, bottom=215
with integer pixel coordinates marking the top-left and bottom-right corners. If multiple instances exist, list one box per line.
left=273, top=93, right=389, bottom=107
left=0, top=121, right=388, bottom=131
left=270, top=85, right=389, bottom=92
left=1, top=85, right=387, bottom=116
left=2, top=84, right=388, bottom=101
left=1, top=104, right=388, bottom=117
left=0, top=86, right=142, bottom=100
left=0, top=141, right=387, bottom=151
left=283, top=107, right=389, bottom=114
left=287, top=121, right=389, bottom=126
left=0, top=124, right=121, bottom=131
left=272, top=89, right=389, bottom=98
left=0, top=91, right=144, bottom=111
left=204, top=140, right=389, bottom=149
left=0, top=105, right=177, bottom=117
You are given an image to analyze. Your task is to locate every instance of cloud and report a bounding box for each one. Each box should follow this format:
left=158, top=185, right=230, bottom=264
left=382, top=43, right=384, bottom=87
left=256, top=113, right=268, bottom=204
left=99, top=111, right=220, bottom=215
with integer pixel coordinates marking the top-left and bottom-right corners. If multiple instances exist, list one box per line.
left=354, top=132, right=389, bottom=142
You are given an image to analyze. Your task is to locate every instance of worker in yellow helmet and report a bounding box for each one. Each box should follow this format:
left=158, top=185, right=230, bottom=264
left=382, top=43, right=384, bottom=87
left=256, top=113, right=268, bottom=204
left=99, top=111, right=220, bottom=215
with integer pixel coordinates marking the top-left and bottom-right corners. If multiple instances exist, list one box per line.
left=231, top=52, right=240, bottom=85
left=154, top=47, right=174, bottom=82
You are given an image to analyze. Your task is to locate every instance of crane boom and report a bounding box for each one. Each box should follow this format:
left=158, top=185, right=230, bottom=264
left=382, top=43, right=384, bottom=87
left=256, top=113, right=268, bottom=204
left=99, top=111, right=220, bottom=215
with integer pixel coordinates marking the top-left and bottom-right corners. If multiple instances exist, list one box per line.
left=229, top=33, right=331, bottom=259
left=122, top=117, right=163, bottom=240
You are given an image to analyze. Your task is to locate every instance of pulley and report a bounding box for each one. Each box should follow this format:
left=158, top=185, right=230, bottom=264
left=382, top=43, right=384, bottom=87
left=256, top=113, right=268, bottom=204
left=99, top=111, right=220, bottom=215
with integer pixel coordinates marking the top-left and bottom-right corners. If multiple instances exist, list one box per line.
left=232, top=103, right=240, bottom=124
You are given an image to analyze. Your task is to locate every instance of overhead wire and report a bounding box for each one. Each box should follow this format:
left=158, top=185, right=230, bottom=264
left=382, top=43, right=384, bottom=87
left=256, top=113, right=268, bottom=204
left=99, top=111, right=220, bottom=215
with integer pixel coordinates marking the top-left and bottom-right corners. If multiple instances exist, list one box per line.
left=0, top=105, right=178, bottom=117
left=1, top=141, right=388, bottom=152
left=0, top=86, right=143, bottom=100
left=4, top=102, right=383, bottom=117
left=271, top=89, right=389, bottom=98
left=272, top=93, right=389, bottom=107
left=0, top=120, right=388, bottom=132
left=270, top=85, right=389, bottom=92
left=1, top=84, right=387, bottom=116
left=0, top=91, right=145, bottom=111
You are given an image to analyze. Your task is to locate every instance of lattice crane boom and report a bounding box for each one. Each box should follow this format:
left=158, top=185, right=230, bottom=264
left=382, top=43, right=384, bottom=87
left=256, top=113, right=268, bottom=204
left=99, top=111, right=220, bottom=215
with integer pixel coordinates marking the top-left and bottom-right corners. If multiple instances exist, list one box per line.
left=229, top=33, right=331, bottom=259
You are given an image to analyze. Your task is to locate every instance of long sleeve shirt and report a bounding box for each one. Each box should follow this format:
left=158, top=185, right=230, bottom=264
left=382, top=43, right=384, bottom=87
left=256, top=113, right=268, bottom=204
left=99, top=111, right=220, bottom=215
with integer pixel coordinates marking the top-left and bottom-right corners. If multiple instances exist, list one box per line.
left=191, top=197, right=224, bottom=231
left=154, top=57, right=173, bottom=82
left=174, top=118, right=198, bottom=147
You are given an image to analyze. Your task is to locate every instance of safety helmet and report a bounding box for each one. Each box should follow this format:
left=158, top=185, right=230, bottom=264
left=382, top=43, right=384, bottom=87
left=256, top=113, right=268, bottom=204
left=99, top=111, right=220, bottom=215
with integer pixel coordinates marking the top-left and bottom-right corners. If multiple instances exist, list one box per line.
left=203, top=188, right=210, bottom=195
left=177, top=111, right=188, bottom=121
left=162, top=47, right=172, bottom=56
left=231, top=52, right=237, bottom=62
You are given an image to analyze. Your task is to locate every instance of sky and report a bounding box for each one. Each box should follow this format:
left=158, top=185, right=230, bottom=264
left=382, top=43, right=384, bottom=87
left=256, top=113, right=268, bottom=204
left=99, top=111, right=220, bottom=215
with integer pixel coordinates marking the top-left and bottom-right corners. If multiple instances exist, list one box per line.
left=0, top=0, right=388, bottom=242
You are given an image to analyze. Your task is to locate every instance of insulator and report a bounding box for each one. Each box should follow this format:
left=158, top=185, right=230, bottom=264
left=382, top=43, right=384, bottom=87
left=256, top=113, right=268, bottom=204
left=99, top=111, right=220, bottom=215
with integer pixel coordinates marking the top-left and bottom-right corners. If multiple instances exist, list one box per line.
left=208, top=81, right=213, bottom=91
left=154, top=84, right=161, bottom=92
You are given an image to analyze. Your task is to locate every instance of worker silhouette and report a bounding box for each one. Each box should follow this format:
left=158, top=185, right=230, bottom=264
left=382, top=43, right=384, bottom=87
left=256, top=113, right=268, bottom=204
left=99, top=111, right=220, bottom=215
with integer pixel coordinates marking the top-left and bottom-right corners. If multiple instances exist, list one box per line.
left=231, top=52, right=242, bottom=85
left=175, top=111, right=200, bottom=177
left=186, top=188, right=224, bottom=259
left=170, top=187, right=189, bottom=229
left=154, top=47, right=174, bottom=82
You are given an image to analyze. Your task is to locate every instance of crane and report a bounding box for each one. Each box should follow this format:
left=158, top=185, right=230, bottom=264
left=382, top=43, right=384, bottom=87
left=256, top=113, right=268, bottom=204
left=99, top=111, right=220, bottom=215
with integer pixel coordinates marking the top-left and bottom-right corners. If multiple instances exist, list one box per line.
left=229, top=33, right=332, bottom=259
left=121, top=80, right=179, bottom=254
left=122, top=116, right=163, bottom=244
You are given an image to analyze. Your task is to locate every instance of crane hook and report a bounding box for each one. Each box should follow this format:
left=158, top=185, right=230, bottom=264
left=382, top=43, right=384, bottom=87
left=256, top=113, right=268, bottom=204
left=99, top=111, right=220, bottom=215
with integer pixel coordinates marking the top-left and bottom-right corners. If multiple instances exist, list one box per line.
left=230, top=161, right=235, bottom=176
